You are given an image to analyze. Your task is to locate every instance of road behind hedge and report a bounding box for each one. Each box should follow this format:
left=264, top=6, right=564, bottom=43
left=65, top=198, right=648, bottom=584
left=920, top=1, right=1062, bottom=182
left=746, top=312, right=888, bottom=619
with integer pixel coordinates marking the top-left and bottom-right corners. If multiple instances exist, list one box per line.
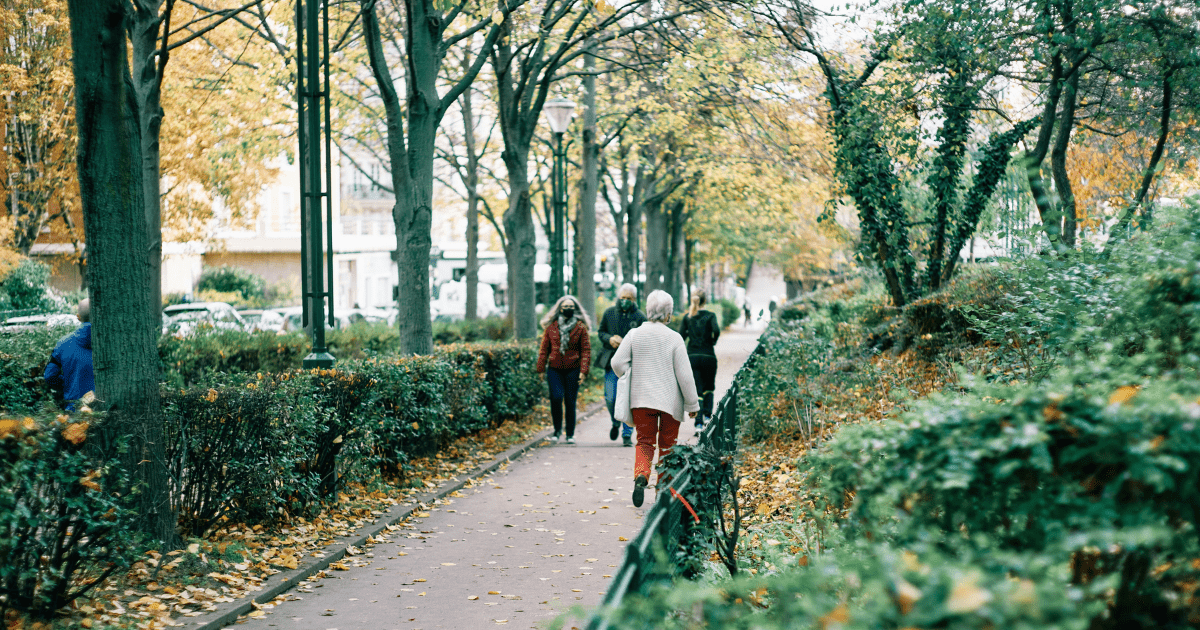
left=229, top=323, right=763, bottom=630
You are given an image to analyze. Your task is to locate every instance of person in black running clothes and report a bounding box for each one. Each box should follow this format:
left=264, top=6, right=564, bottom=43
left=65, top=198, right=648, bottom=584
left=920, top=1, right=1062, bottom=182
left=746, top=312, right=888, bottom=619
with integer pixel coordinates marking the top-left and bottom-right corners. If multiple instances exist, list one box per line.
left=680, top=290, right=720, bottom=429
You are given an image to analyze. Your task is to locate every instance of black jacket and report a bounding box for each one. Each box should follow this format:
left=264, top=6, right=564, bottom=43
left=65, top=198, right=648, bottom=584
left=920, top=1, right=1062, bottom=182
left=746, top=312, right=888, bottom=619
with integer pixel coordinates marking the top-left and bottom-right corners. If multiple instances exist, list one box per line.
left=595, top=305, right=646, bottom=370
left=680, top=310, right=720, bottom=357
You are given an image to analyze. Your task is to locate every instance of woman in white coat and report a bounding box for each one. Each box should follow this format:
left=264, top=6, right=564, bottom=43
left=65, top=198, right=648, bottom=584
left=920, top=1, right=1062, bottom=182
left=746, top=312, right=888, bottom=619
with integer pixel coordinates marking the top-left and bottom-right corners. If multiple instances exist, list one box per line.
left=611, top=290, right=699, bottom=507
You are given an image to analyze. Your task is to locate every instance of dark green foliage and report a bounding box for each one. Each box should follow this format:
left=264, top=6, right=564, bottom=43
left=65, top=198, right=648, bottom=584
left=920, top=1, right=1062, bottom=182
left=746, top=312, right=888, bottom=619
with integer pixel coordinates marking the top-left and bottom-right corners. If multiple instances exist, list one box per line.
left=715, top=298, right=741, bottom=329
left=326, top=322, right=402, bottom=358
left=0, top=415, right=136, bottom=619
left=0, top=259, right=56, bottom=313
left=432, top=317, right=513, bottom=344
left=196, top=266, right=267, bottom=301
left=163, top=382, right=318, bottom=537
left=603, top=541, right=1101, bottom=630
left=0, top=326, right=69, bottom=412
left=158, top=330, right=310, bottom=387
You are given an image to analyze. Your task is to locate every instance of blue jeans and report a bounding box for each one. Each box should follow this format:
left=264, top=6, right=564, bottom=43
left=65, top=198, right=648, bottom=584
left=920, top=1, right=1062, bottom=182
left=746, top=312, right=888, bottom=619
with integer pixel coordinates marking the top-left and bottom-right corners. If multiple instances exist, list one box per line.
left=604, top=369, right=633, bottom=437
left=547, top=367, right=580, bottom=437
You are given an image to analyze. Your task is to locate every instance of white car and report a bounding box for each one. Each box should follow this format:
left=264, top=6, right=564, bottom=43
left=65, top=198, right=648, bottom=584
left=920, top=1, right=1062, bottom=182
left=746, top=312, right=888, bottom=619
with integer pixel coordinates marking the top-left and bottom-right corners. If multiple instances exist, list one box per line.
left=237, top=309, right=285, bottom=333
left=162, top=302, right=245, bottom=335
left=0, top=313, right=81, bottom=333
left=278, top=306, right=390, bottom=333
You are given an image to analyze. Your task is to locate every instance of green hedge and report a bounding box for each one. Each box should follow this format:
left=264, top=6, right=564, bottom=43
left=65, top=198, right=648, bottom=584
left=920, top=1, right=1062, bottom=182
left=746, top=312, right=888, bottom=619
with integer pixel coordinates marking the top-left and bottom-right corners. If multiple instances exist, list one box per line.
left=160, top=342, right=542, bottom=537
left=0, top=326, right=71, bottom=413
left=0, top=414, right=136, bottom=619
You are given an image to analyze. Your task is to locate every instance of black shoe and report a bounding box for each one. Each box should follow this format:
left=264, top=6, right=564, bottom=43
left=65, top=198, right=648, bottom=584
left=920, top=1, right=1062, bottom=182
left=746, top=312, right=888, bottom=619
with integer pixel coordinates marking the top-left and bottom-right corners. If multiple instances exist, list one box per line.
left=622, top=435, right=633, bottom=447
left=609, top=423, right=619, bottom=441
left=632, top=475, right=648, bottom=507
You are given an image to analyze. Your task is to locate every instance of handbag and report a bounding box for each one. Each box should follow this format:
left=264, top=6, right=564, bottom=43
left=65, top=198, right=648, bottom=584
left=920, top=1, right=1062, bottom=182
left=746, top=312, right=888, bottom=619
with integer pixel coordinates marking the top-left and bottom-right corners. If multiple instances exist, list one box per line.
left=614, top=368, right=633, bottom=426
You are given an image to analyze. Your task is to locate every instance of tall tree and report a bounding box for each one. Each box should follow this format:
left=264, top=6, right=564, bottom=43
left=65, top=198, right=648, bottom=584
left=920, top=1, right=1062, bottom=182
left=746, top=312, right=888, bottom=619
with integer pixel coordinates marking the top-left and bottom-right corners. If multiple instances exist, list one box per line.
left=66, top=0, right=179, bottom=546
left=490, top=0, right=693, bottom=338
left=0, top=0, right=80, bottom=256
left=359, top=0, right=512, bottom=354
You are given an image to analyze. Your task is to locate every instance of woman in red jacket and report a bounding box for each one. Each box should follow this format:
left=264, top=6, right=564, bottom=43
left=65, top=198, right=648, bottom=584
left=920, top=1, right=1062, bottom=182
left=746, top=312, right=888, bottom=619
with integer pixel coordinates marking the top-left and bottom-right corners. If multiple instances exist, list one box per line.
left=536, top=295, right=592, bottom=444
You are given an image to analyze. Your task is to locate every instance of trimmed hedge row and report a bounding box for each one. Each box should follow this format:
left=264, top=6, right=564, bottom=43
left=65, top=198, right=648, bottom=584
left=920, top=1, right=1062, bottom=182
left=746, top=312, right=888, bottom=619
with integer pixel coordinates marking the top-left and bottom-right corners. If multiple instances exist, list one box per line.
left=1, top=342, right=543, bottom=618
left=163, top=342, right=541, bottom=537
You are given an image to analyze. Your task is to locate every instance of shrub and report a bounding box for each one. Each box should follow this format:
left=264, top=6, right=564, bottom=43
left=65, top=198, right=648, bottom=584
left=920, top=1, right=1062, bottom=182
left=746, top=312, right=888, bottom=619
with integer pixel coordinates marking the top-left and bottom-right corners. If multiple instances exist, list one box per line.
left=432, top=317, right=513, bottom=344
left=326, top=322, right=402, bottom=358
left=438, top=342, right=542, bottom=422
left=715, top=298, right=741, bottom=328
left=802, top=376, right=1200, bottom=628
left=197, top=266, right=267, bottom=302
left=0, top=326, right=72, bottom=413
left=0, top=259, right=56, bottom=313
left=0, top=414, right=136, bottom=619
left=163, top=381, right=319, bottom=536
left=159, top=329, right=309, bottom=387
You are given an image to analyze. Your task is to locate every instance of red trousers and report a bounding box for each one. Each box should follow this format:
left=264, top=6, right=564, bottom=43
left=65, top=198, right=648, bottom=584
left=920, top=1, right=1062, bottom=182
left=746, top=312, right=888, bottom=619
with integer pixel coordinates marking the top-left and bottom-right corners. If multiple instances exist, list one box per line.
left=632, top=407, right=680, bottom=487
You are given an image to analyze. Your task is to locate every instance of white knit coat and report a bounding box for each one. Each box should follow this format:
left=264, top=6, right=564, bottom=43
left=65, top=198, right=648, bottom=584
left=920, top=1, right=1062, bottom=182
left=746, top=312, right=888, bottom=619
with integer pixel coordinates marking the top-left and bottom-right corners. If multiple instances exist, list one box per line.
left=610, top=322, right=700, bottom=422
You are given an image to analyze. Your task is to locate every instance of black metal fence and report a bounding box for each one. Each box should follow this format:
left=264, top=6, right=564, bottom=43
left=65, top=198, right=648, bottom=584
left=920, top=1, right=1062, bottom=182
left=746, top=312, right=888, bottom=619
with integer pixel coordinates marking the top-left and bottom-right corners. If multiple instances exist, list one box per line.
left=586, top=344, right=761, bottom=630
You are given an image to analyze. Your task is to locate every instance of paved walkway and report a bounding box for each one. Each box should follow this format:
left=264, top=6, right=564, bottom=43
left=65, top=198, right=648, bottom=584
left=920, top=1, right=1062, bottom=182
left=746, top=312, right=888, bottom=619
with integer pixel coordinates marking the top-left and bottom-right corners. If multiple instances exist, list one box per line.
left=232, top=325, right=762, bottom=630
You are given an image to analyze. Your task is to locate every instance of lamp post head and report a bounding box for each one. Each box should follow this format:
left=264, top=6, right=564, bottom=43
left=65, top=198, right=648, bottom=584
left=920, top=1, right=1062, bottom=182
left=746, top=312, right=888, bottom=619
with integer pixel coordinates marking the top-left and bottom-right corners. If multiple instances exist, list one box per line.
left=543, top=97, right=576, bottom=134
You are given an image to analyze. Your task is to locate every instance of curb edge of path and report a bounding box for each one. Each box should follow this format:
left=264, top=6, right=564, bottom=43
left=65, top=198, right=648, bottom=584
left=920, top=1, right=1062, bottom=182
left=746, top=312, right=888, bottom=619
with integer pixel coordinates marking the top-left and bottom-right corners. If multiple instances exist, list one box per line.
left=191, top=401, right=607, bottom=630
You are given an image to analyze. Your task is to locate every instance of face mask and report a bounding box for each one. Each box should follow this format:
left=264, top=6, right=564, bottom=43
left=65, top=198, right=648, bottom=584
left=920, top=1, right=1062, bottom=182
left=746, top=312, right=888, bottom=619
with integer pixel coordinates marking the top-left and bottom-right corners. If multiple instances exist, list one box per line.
left=561, top=307, right=575, bottom=317
left=619, top=299, right=634, bottom=311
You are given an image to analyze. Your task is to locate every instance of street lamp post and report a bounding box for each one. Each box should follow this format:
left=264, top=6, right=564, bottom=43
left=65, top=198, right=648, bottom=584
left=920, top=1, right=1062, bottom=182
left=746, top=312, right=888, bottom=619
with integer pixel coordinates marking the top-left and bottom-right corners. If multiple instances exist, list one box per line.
left=297, top=0, right=335, bottom=368
left=543, top=97, right=575, bottom=304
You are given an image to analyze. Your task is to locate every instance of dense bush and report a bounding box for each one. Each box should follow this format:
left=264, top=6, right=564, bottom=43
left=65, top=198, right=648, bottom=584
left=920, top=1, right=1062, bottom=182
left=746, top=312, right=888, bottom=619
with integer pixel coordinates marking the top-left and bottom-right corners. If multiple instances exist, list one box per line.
left=0, top=259, right=57, bottom=313
left=158, top=329, right=309, bottom=386
left=0, top=414, right=136, bottom=619
left=196, top=266, right=267, bottom=302
left=715, top=298, right=741, bottom=328
left=326, top=322, right=402, bottom=358
left=154, top=342, right=543, bottom=534
left=432, top=316, right=513, bottom=344
left=163, top=380, right=321, bottom=537
left=0, top=326, right=69, bottom=412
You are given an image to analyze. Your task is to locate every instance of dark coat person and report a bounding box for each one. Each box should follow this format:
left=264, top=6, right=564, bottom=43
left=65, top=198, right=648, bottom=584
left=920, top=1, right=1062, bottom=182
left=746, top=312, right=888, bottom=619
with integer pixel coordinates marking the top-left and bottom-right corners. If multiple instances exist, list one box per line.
left=44, top=299, right=94, bottom=410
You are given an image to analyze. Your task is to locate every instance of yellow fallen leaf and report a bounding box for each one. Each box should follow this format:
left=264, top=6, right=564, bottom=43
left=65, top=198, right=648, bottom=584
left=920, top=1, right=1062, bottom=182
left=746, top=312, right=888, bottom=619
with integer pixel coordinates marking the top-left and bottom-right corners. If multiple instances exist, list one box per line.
left=946, top=575, right=992, bottom=613
left=1109, top=385, right=1139, bottom=405
left=414, top=578, right=427, bottom=582
left=62, top=421, right=88, bottom=445
left=488, top=590, right=501, bottom=595
left=618, top=536, right=628, bottom=541
left=819, top=603, right=849, bottom=628
left=468, top=595, right=479, bottom=600
left=246, top=610, right=265, bottom=618
left=894, top=578, right=922, bottom=614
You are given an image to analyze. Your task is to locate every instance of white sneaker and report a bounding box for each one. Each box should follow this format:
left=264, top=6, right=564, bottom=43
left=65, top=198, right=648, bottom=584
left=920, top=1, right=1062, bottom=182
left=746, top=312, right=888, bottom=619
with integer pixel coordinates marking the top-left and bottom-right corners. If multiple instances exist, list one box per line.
left=565, top=436, right=575, bottom=444
left=547, top=433, right=560, bottom=443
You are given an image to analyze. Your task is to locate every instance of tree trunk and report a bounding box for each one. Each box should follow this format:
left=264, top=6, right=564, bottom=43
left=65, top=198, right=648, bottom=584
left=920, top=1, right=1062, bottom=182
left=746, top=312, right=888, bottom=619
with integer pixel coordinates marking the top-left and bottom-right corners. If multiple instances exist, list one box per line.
left=1108, top=68, right=1174, bottom=247
left=666, top=199, right=686, bottom=303
left=642, top=193, right=677, bottom=300
left=131, top=2, right=167, bottom=329
left=461, top=82, right=480, bottom=321
left=1024, top=45, right=1064, bottom=247
left=575, top=43, right=599, bottom=316
left=503, top=152, right=538, bottom=338
left=927, top=69, right=976, bottom=290
left=1050, top=69, right=1079, bottom=248
left=67, top=0, right=179, bottom=547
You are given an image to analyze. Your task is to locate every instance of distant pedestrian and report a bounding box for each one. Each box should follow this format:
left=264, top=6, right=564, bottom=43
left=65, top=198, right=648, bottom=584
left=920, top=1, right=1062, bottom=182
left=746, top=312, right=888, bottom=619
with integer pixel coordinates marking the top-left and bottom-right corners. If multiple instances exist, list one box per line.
left=742, top=301, right=751, bottom=326
left=680, top=290, right=719, bottom=430
left=611, top=290, right=699, bottom=507
left=536, top=295, right=592, bottom=444
left=596, top=283, right=646, bottom=447
left=44, top=299, right=94, bottom=412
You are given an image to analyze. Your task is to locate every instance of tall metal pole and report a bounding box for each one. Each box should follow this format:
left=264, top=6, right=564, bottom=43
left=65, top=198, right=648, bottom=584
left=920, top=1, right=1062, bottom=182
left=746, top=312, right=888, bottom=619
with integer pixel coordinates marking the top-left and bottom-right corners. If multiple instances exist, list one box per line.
left=298, top=0, right=335, bottom=368
left=550, top=131, right=567, bottom=303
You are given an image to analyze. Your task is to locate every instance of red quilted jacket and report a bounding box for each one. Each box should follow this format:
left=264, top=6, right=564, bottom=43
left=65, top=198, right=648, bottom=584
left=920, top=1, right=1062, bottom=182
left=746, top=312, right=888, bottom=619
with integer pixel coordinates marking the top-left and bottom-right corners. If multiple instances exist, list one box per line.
left=536, top=322, right=591, bottom=377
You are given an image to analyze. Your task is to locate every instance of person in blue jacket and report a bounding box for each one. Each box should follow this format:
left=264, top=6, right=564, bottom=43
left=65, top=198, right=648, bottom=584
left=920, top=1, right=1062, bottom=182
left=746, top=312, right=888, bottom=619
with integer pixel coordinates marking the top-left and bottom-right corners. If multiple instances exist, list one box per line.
left=44, top=299, right=94, bottom=411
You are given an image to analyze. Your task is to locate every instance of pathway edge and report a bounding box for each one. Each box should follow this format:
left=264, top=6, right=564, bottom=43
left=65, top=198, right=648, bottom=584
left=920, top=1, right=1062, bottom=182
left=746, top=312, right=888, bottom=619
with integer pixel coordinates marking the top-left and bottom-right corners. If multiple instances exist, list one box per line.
left=190, top=402, right=606, bottom=630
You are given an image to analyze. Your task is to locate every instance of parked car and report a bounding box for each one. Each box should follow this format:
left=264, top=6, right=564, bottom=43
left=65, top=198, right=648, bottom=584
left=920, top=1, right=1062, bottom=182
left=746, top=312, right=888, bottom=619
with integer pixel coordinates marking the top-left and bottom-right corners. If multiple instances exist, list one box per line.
left=162, top=302, right=245, bottom=335
left=0, top=313, right=81, bottom=333
left=278, top=306, right=391, bottom=334
left=237, top=309, right=284, bottom=333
